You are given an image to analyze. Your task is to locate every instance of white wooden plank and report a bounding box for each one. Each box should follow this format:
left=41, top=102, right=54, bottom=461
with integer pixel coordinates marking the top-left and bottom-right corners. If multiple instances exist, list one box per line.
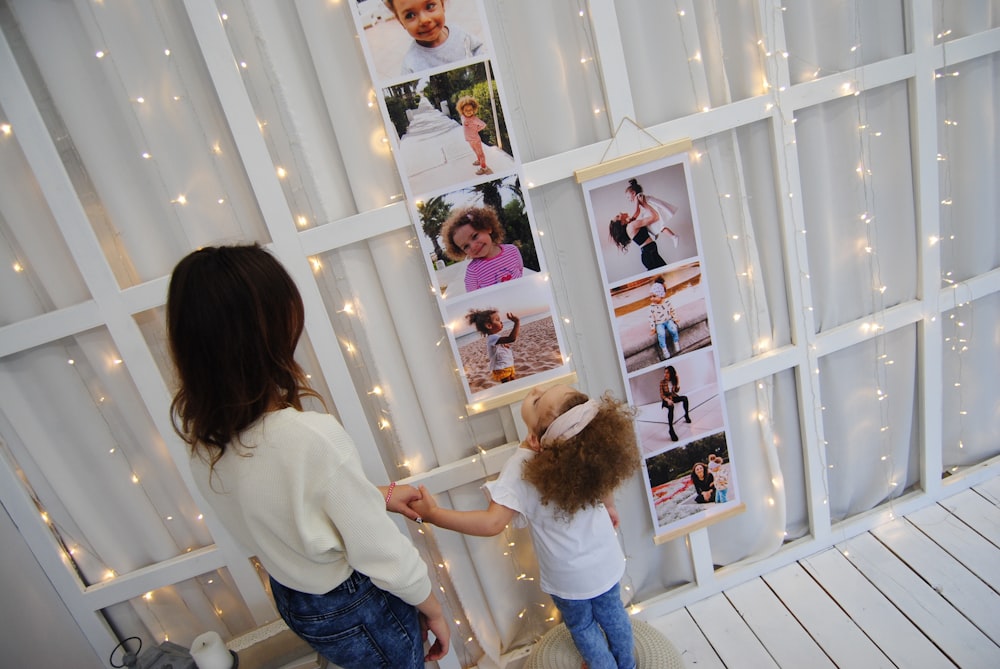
left=908, top=502, right=1000, bottom=592
left=724, top=577, right=835, bottom=669
left=941, top=487, right=1000, bottom=547
left=839, top=531, right=1000, bottom=669
left=871, top=518, right=1000, bottom=645
left=646, top=608, right=725, bottom=669
left=800, top=548, right=954, bottom=669
left=762, top=560, right=893, bottom=668
left=686, top=592, right=779, bottom=669
left=974, top=475, right=1000, bottom=505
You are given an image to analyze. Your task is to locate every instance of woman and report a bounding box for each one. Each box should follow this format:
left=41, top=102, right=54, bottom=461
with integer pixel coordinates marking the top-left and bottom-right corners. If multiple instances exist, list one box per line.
left=166, top=244, right=449, bottom=668
left=608, top=198, right=667, bottom=270
left=660, top=365, right=691, bottom=442
left=690, top=462, right=716, bottom=504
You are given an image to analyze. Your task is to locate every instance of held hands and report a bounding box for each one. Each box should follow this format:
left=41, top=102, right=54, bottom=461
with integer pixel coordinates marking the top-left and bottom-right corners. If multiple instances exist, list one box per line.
left=408, top=484, right=439, bottom=522
left=383, top=483, right=423, bottom=522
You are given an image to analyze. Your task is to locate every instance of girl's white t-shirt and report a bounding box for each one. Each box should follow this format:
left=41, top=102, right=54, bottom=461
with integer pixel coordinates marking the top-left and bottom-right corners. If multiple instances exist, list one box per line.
left=484, top=447, right=625, bottom=600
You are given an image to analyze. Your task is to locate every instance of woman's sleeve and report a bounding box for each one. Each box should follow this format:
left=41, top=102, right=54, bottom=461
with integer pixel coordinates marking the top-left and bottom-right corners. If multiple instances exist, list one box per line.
left=320, top=438, right=431, bottom=606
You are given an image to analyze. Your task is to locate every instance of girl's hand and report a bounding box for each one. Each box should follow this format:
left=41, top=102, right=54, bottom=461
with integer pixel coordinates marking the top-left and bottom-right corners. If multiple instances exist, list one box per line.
left=409, top=484, right=439, bottom=521
left=506, top=312, right=520, bottom=323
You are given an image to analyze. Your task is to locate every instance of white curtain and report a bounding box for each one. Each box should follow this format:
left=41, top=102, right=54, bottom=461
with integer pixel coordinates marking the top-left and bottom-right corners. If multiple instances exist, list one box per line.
left=0, top=0, right=997, bottom=665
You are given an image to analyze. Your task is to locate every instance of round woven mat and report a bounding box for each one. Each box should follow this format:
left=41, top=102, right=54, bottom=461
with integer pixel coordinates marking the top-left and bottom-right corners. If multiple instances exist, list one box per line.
left=525, top=619, right=684, bottom=669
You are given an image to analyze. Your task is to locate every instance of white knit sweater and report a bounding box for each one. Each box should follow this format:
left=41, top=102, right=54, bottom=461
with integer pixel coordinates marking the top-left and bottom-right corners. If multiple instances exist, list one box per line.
left=189, top=409, right=430, bottom=605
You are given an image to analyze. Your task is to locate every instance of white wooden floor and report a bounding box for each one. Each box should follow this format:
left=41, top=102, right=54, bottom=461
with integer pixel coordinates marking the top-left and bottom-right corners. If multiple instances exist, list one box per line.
left=646, top=476, right=1000, bottom=668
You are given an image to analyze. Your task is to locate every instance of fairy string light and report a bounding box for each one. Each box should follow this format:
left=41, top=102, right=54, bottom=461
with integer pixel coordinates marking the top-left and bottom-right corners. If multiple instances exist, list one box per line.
left=674, top=0, right=794, bottom=536
left=935, top=5, right=970, bottom=471
left=759, top=0, right=834, bottom=511
left=84, top=1, right=250, bottom=256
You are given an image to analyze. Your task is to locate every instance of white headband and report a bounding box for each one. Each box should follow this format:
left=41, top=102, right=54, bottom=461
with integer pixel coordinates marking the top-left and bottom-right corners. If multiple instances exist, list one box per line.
left=540, top=399, right=601, bottom=446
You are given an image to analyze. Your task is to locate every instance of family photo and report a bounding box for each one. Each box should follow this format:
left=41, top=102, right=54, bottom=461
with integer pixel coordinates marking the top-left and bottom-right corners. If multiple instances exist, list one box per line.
left=642, top=431, right=735, bottom=536
left=628, top=347, right=723, bottom=456
left=382, top=61, right=514, bottom=195
left=609, top=261, right=711, bottom=374
left=445, top=273, right=567, bottom=402
left=584, top=157, right=698, bottom=285
left=355, top=0, right=489, bottom=82
left=416, top=174, right=539, bottom=298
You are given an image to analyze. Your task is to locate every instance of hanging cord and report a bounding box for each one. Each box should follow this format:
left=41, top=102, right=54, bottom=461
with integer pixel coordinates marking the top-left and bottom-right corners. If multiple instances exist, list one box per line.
left=109, top=636, right=141, bottom=668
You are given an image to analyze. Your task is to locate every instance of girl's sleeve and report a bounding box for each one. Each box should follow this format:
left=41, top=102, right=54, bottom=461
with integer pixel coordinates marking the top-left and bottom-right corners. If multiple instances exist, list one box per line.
left=482, top=455, right=529, bottom=528
left=464, top=264, right=479, bottom=291
left=514, top=246, right=524, bottom=276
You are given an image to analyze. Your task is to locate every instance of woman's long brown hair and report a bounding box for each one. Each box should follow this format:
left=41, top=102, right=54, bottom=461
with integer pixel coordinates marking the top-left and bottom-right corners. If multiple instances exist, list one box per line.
left=167, top=244, right=318, bottom=467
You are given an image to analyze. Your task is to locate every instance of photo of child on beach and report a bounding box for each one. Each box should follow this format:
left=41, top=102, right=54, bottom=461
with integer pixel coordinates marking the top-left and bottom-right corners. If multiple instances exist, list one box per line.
left=354, top=0, right=489, bottom=82
left=609, top=261, right=711, bottom=374
left=628, top=348, right=723, bottom=456
left=583, top=155, right=698, bottom=286
left=417, top=174, right=539, bottom=298
left=382, top=61, right=514, bottom=195
left=642, top=431, right=737, bottom=537
left=445, top=273, right=567, bottom=401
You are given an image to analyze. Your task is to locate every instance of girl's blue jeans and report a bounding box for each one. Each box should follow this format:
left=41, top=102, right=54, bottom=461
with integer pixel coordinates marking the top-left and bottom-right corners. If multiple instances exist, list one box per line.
left=269, top=571, right=423, bottom=669
left=656, top=319, right=680, bottom=353
left=551, top=583, right=636, bottom=669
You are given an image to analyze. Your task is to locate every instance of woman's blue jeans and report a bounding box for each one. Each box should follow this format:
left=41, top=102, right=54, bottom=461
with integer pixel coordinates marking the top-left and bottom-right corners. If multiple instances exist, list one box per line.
left=656, top=319, right=680, bottom=353
left=269, top=571, right=423, bottom=669
left=551, top=583, right=636, bottom=669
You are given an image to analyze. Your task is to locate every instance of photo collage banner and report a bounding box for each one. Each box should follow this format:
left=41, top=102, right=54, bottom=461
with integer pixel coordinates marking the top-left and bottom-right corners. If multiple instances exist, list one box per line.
left=350, top=0, right=571, bottom=411
left=578, top=149, right=744, bottom=542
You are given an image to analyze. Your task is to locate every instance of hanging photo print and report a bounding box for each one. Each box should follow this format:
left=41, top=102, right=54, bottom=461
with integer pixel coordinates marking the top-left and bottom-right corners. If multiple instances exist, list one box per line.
left=350, top=0, right=572, bottom=410
left=578, top=147, right=744, bottom=543
left=444, top=273, right=568, bottom=407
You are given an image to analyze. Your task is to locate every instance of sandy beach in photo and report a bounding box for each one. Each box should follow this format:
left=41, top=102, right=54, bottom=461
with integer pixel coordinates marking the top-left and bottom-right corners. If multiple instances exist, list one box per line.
left=459, top=316, right=562, bottom=394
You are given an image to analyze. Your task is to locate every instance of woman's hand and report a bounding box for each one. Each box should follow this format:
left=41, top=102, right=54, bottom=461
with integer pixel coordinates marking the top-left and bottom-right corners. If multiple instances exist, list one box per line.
left=380, top=483, right=423, bottom=522
left=416, top=593, right=451, bottom=661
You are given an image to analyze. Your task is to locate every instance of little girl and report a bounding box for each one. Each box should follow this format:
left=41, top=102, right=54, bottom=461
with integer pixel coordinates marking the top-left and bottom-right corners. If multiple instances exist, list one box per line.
left=410, top=384, right=641, bottom=669
left=465, top=308, right=519, bottom=384
left=715, top=470, right=729, bottom=504
left=384, top=0, right=484, bottom=75
left=456, top=96, right=492, bottom=175
left=626, top=177, right=680, bottom=247
left=441, top=206, right=524, bottom=292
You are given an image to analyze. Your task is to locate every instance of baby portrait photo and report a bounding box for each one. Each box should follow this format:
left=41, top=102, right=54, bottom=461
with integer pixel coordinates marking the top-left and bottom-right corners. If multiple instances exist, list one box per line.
left=583, top=155, right=698, bottom=285
left=628, top=347, right=723, bottom=456
left=445, top=273, right=567, bottom=404
left=642, top=431, right=737, bottom=538
left=382, top=61, right=514, bottom=195
left=354, top=0, right=489, bottom=82
left=609, top=261, right=711, bottom=374
left=416, top=174, right=540, bottom=298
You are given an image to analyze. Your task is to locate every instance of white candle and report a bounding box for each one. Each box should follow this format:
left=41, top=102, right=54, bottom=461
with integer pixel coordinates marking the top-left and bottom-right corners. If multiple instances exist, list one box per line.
left=190, top=631, right=233, bottom=669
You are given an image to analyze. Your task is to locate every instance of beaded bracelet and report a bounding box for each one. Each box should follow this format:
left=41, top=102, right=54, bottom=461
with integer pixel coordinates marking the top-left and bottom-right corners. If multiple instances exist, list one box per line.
left=384, top=481, right=396, bottom=509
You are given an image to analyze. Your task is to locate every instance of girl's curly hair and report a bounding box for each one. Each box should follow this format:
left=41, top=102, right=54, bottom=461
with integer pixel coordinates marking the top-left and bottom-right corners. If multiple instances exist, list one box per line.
left=522, top=393, right=640, bottom=516
left=465, top=307, right=499, bottom=336
left=456, top=95, right=479, bottom=114
left=440, top=206, right=504, bottom=261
